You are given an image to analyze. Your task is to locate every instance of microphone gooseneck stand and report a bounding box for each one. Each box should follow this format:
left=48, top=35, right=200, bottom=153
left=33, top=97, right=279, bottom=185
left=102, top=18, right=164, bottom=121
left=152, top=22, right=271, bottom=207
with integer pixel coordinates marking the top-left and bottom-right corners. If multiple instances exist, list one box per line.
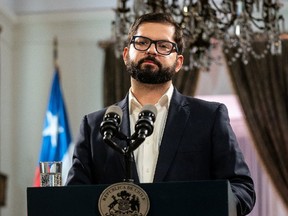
left=101, top=104, right=157, bottom=182
left=103, top=132, right=146, bottom=182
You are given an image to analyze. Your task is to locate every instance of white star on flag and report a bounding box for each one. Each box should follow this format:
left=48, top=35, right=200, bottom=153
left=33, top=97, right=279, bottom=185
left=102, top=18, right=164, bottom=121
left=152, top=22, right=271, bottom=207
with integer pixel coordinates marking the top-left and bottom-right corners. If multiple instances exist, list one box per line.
left=42, top=111, right=64, bottom=147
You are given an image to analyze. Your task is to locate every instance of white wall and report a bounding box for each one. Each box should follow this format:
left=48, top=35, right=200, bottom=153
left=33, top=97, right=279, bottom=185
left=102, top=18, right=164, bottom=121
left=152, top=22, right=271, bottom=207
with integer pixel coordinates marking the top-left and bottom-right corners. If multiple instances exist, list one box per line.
left=0, top=0, right=14, bottom=14
left=0, top=6, right=17, bottom=216
left=11, top=0, right=117, bottom=14
left=0, top=9, right=114, bottom=216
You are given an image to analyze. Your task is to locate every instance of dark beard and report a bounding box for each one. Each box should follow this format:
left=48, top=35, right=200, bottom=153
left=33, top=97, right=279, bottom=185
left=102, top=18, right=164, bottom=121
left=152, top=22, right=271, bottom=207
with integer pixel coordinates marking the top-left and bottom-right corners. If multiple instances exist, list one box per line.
left=126, top=56, right=177, bottom=84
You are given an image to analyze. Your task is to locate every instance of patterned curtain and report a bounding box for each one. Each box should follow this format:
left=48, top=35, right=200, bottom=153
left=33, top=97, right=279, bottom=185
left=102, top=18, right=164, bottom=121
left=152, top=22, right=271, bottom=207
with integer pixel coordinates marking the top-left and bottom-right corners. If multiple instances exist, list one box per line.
left=224, top=39, right=288, bottom=210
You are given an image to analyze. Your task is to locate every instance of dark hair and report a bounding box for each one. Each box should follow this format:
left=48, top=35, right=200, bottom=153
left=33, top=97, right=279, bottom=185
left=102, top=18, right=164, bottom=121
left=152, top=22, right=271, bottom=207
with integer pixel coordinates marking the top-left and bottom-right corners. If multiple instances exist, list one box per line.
left=127, top=13, right=185, bottom=54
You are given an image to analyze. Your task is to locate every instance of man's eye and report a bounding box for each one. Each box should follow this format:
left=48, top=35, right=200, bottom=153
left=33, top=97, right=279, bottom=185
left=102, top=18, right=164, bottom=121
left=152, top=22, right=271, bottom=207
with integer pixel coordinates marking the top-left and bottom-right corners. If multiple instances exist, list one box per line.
left=137, top=41, right=148, bottom=45
left=158, top=43, right=172, bottom=49
left=159, top=44, right=169, bottom=48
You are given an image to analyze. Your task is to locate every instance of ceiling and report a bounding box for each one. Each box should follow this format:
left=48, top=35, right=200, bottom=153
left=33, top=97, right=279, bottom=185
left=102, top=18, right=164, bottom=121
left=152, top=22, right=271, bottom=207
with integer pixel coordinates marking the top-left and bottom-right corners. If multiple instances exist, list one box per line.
left=3, top=0, right=118, bottom=15
left=5, top=0, right=288, bottom=17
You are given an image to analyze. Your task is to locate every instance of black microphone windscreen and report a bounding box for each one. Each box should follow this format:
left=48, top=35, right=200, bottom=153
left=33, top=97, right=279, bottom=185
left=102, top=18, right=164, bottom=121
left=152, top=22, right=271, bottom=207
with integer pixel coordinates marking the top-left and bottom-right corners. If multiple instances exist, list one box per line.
left=105, top=105, right=123, bottom=120
left=141, top=104, right=157, bottom=118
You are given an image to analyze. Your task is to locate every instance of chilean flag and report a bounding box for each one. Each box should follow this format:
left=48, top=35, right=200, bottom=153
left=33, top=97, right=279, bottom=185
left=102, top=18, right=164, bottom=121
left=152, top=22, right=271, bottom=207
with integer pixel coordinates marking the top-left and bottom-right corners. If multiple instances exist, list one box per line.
left=33, top=69, right=73, bottom=186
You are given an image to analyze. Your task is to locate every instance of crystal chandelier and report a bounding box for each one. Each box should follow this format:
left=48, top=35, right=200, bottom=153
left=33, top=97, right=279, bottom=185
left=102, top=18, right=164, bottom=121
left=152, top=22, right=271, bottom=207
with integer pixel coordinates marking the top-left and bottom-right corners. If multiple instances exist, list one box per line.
left=112, top=0, right=285, bottom=71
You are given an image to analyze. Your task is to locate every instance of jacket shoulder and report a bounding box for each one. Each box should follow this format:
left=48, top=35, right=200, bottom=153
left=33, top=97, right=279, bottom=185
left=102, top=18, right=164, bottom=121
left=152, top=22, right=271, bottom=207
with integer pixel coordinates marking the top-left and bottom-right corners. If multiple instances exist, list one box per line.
left=175, top=92, right=224, bottom=112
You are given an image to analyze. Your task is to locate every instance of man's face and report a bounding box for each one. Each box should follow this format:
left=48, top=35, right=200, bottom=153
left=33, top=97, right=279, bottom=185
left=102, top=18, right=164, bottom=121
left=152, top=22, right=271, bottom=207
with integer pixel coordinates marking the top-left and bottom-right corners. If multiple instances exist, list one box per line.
left=123, top=23, right=183, bottom=84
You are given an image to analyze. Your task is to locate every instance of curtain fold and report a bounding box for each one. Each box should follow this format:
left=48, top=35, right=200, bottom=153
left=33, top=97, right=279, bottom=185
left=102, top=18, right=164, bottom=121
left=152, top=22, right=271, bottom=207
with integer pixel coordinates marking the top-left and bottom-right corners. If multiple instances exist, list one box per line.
left=224, top=39, right=288, bottom=209
left=101, top=42, right=129, bottom=107
left=101, top=42, right=200, bottom=107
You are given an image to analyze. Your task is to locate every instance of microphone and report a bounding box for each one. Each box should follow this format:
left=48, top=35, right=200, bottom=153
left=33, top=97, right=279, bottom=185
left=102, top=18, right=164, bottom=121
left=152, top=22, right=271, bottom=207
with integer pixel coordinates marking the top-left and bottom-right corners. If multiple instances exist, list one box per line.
left=134, top=104, right=157, bottom=139
left=128, top=104, right=157, bottom=152
left=100, top=105, right=123, bottom=140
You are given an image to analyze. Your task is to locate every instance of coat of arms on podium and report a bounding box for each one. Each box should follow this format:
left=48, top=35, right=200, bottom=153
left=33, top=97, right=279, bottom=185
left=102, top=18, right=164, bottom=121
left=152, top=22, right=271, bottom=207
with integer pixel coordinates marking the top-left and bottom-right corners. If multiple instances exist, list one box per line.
left=98, top=182, right=150, bottom=216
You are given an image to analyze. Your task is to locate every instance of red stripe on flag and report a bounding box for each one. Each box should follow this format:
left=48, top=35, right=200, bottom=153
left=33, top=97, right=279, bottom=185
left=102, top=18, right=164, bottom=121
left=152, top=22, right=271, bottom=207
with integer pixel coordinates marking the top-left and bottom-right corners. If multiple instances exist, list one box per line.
left=33, top=166, right=41, bottom=187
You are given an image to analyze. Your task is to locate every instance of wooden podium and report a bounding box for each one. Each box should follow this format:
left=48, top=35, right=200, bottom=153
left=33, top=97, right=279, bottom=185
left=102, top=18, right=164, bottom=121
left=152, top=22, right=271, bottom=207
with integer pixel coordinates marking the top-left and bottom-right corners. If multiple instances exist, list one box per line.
left=27, top=180, right=236, bottom=216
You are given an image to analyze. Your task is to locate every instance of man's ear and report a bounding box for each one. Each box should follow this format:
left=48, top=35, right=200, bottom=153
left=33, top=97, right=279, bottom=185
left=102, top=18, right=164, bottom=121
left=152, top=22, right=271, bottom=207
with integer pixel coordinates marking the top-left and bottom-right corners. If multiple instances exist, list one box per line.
left=175, top=54, right=184, bottom=73
left=123, top=47, right=129, bottom=65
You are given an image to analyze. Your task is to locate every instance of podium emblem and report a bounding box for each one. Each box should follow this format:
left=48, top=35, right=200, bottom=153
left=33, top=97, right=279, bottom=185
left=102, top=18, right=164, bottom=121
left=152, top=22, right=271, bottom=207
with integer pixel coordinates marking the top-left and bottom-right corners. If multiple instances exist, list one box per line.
left=98, top=182, right=150, bottom=216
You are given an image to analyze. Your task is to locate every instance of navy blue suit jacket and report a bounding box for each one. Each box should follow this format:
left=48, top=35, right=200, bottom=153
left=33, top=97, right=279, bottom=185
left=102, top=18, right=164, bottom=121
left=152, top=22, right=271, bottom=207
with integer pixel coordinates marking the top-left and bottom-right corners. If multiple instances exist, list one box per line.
left=66, top=89, right=255, bottom=215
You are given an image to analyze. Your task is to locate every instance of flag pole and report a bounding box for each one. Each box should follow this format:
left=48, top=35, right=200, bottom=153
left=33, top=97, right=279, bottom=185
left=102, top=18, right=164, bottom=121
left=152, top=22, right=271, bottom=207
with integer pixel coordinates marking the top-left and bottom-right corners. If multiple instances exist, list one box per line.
left=53, top=37, right=59, bottom=71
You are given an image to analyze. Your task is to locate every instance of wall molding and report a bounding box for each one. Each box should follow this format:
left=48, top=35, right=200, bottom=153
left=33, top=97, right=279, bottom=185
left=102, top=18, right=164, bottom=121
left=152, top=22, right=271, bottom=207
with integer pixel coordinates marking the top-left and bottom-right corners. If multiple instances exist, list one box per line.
left=16, top=9, right=114, bottom=25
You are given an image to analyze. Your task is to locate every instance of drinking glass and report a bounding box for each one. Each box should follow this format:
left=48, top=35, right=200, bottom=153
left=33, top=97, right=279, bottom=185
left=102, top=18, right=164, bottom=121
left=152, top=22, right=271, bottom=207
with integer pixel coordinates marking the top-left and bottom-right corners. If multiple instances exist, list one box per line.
left=39, top=161, right=62, bottom=187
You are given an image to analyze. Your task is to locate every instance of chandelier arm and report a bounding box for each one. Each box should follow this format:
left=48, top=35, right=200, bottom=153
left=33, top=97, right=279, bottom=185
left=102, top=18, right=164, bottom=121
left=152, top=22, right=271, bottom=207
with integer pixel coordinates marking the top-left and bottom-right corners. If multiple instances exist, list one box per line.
left=249, top=18, right=266, bottom=31
left=210, top=0, right=234, bottom=14
left=209, top=0, right=237, bottom=30
left=249, top=15, right=283, bottom=32
left=247, top=13, right=271, bottom=30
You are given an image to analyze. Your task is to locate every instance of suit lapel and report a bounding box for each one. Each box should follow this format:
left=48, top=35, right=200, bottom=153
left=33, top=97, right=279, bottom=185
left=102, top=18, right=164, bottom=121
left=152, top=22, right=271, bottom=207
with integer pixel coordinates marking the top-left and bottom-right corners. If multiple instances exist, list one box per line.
left=154, top=90, right=190, bottom=182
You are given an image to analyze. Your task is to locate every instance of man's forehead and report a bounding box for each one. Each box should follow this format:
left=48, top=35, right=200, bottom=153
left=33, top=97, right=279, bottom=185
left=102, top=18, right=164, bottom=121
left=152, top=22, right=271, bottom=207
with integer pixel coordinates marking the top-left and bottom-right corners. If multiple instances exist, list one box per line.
left=135, top=23, right=175, bottom=40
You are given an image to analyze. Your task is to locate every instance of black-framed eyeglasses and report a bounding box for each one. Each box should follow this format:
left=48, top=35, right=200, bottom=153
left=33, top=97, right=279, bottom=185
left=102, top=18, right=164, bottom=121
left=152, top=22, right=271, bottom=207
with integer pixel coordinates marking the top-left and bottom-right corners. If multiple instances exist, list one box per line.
left=130, top=36, right=179, bottom=55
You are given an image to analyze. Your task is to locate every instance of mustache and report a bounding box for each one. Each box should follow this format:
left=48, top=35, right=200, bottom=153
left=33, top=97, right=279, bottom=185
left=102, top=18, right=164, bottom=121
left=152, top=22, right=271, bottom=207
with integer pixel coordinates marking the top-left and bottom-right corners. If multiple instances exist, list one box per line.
left=138, top=56, right=161, bottom=68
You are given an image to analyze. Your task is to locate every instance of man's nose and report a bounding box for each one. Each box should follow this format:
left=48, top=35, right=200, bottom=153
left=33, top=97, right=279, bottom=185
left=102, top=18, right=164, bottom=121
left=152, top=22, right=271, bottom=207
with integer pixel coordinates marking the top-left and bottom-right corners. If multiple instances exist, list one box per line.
left=146, top=42, right=157, bottom=54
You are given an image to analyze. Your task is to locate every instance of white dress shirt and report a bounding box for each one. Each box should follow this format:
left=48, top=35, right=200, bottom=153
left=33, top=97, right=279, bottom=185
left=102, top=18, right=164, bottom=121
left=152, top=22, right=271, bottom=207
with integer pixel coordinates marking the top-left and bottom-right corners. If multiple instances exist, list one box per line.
left=129, top=85, right=173, bottom=183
